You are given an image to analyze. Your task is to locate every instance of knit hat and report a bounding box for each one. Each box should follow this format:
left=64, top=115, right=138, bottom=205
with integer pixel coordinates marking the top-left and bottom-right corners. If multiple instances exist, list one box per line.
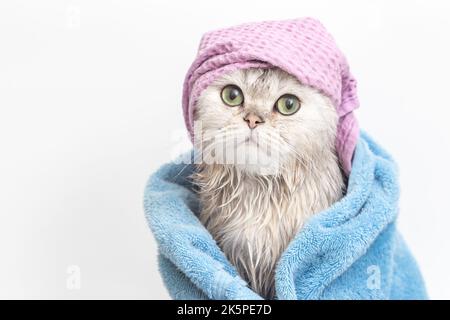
left=182, top=17, right=359, bottom=175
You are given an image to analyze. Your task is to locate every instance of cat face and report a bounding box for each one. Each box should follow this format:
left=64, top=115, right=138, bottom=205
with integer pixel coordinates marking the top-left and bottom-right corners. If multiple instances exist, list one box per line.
left=193, top=68, right=339, bottom=175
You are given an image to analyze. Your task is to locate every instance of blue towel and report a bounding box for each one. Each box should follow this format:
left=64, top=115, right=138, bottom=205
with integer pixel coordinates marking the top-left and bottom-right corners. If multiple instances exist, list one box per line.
left=144, top=132, right=427, bottom=299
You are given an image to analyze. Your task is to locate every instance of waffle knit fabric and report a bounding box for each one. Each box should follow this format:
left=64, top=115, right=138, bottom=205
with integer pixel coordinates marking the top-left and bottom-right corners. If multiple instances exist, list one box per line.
left=182, top=17, right=359, bottom=174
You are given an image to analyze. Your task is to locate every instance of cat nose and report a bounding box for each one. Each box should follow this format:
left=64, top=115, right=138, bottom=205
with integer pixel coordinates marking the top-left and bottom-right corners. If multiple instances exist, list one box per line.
left=243, top=113, right=264, bottom=129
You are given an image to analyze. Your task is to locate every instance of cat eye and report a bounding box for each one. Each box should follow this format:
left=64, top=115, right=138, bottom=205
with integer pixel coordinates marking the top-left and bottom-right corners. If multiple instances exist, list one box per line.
left=275, top=94, right=301, bottom=115
left=221, top=85, right=244, bottom=107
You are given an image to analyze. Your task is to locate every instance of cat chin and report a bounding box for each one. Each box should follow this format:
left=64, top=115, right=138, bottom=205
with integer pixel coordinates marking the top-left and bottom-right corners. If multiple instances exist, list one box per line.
left=231, top=143, right=281, bottom=175
left=234, top=163, right=281, bottom=176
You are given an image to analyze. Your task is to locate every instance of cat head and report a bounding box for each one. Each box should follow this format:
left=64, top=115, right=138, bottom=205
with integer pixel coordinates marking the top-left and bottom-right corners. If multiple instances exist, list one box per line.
left=182, top=18, right=359, bottom=175
left=193, top=67, right=339, bottom=175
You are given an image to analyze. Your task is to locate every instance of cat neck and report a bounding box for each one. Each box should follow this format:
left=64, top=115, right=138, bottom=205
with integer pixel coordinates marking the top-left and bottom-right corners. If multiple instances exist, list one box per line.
left=193, top=148, right=345, bottom=214
left=191, top=148, right=345, bottom=299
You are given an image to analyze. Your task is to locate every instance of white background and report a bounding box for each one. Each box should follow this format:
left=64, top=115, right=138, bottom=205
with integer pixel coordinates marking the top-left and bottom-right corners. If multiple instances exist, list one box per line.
left=0, top=0, right=449, bottom=299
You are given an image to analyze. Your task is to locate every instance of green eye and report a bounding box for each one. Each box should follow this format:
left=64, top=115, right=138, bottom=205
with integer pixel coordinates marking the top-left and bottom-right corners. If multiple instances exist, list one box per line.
left=221, top=85, right=244, bottom=107
left=275, top=94, right=301, bottom=115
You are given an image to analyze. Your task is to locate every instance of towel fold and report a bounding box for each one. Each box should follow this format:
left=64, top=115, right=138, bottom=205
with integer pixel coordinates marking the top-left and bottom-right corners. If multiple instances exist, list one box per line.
left=144, top=132, right=427, bottom=299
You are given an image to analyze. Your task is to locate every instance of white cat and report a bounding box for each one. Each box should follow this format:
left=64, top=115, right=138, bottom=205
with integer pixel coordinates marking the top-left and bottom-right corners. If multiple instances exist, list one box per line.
left=191, top=67, right=345, bottom=299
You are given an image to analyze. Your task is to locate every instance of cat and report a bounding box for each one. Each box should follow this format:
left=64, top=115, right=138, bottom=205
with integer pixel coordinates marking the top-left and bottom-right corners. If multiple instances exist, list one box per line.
left=191, top=67, right=345, bottom=299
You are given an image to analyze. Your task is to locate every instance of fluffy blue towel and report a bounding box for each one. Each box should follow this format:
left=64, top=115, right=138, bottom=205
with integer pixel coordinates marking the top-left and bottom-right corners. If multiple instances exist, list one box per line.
left=144, top=132, right=427, bottom=299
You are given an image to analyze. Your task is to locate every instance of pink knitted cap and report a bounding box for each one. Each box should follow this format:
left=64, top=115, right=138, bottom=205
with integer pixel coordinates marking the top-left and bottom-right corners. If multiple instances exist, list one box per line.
left=182, top=17, right=359, bottom=175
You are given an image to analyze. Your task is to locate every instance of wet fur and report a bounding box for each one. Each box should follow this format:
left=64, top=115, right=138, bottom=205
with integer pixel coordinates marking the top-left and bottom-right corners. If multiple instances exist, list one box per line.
left=191, top=68, right=345, bottom=299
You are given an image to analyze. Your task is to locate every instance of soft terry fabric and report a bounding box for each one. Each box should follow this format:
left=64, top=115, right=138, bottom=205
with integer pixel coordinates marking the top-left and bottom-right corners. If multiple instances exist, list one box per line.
left=182, top=17, right=359, bottom=174
left=144, top=132, right=427, bottom=300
